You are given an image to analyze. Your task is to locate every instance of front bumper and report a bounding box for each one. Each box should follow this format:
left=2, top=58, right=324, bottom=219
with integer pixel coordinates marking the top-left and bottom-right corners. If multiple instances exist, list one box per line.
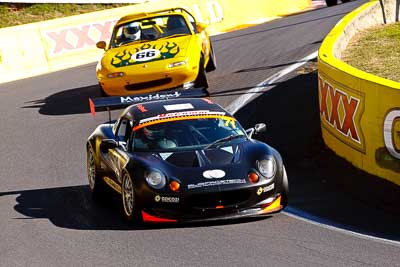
left=139, top=181, right=285, bottom=224
left=141, top=195, right=283, bottom=224
left=98, top=64, right=198, bottom=96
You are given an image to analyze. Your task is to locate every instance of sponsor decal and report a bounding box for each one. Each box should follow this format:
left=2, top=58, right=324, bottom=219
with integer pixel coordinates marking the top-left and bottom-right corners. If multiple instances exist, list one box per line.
left=203, top=169, right=225, bottom=179
left=120, top=91, right=181, bottom=104
left=137, top=104, right=147, bottom=113
left=111, top=42, right=180, bottom=68
left=188, top=179, right=246, bottom=189
left=45, top=20, right=116, bottom=55
left=256, top=183, right=275, bottom=196
left=103, top=176, right=122, bottom=194
left=318, top=75, right=365, bottom=152
left=139, top=110, right=226, bottom=124
left=154, top=195, right=179, bottom=203
left=164, top=103, right=194, bottom=111
left=383, top=109, right=400, bottom=160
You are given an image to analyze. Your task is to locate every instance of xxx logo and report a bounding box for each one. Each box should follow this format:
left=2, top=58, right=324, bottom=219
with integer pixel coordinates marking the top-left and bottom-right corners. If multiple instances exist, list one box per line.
left=318, top=76, right=362, bottom=145
left=45, top=20, right=116, bottom=55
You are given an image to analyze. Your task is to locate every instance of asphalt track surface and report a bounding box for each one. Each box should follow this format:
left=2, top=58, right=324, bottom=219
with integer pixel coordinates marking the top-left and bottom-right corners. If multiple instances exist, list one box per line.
left=1, top=1, right=399, bottom=266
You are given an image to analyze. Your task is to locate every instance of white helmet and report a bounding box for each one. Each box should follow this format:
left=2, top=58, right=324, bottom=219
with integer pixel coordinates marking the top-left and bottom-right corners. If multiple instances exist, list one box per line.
left=123, top=22, right=141, bottom=40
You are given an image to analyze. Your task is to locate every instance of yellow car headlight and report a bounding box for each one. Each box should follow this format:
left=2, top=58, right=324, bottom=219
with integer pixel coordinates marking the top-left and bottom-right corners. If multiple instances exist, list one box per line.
left=168, top=61, right=187, bottom=68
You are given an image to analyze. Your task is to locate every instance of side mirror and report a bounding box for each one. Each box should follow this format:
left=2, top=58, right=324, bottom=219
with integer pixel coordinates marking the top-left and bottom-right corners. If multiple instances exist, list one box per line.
left=254, top=123, right=266, bottom=133
left=246, top=123, right=266, bottom=138
left=196, top=22, right=208, bottom=32
left=100, top=139, right=118, bottom=153
left=96, top=41, right=107, bottom=50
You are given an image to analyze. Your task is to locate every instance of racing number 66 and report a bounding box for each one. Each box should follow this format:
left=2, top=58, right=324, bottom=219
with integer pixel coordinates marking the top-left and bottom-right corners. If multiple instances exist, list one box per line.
left=133, top=49, right=160, bottom=62
left=136, top=51, right=156, bottom=59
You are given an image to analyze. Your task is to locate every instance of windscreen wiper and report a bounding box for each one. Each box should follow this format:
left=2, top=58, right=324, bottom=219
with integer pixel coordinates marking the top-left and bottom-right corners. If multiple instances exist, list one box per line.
left=204, top=134, right=245, bottom=149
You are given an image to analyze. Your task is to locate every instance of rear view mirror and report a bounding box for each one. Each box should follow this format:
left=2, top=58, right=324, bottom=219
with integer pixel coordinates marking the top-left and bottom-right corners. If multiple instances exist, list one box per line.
left=100, top=139, right=118, bottom=153
left=96, top=41, right=107, bottom=50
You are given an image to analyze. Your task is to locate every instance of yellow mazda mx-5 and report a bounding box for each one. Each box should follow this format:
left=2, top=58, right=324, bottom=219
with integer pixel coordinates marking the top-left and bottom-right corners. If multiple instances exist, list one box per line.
left=95, top=8, right=216, bottom=96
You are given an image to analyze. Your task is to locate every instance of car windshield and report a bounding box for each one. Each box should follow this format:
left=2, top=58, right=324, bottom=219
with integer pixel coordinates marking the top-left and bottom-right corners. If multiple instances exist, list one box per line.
left=111, top=14, right=192, bottom=48
left=131, top=117, right=247, bottom=152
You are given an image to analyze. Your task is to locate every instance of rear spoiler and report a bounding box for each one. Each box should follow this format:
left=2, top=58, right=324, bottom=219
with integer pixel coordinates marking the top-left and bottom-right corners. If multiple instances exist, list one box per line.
left=89, top=87, right=210, bottom=120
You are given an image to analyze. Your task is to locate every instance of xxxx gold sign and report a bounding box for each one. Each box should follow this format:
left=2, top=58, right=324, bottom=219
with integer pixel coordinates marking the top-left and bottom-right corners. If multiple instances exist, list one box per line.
left=384, top=109, right=400, bottom=160
left=318, top=75, right=365, bottom=152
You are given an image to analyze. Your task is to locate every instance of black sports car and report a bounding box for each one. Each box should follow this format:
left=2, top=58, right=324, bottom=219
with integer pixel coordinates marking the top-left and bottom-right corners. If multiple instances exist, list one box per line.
left=87, top=89, right=288, bottom=223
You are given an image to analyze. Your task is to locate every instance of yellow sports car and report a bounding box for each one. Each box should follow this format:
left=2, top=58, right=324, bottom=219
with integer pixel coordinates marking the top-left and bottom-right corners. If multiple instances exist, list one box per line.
left=95, top=8, right=216, bottom=96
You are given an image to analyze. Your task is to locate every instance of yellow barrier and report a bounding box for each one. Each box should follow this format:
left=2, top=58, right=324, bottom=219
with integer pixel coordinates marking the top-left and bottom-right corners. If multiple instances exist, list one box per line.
left=0, top=0, right=310, bottom=84
left=318, top=1, right=400, bottom=185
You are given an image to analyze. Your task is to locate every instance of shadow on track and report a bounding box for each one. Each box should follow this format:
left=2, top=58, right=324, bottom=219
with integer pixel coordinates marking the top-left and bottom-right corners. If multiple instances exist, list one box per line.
left=231, top=69, right=400, bottom=241
left=0, top=185, right=268, bottom=231
left=21, top=84, right=100, bottom=116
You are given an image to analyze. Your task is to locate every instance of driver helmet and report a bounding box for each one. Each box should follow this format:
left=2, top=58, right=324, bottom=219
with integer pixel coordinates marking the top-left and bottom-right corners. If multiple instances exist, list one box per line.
left=142, top=124, right=165, bottom=141
left=123, top=22, right=141, bottom=40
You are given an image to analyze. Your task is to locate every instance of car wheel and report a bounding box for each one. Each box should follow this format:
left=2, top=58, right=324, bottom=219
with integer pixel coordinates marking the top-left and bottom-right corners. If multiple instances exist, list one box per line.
left=121, top=171, right=141, bottom=223
left=205, top=44, right=217, bottom=72
left=87, top=144, right=106, bottom=199
left=99, top=83, right=108, bottom=97
left=281, top=165, right=289, bottom=208
left=194, top=56, right=209, bottom=89
left=341, top=0, right=350, bottom=3
left=325, top=0, right=338, bottom=6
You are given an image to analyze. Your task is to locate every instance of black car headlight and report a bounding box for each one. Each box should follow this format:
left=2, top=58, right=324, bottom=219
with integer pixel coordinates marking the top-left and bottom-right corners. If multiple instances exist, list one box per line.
left=145, top=169, right=166, bottom=189
left=257, top=158, right=276, bottom=179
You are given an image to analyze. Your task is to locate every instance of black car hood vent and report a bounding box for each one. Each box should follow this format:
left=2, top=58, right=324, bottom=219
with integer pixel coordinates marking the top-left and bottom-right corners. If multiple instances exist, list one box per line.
left=159, top=145, right=240, bottom=167
left=161, top=151, right=200, bottom=167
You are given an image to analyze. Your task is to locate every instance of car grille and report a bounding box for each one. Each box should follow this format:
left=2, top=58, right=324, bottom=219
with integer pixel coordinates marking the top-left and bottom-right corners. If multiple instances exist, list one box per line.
left=125, top=78, right=172, bottom=91
left=188, top=189, right=251, bottom=209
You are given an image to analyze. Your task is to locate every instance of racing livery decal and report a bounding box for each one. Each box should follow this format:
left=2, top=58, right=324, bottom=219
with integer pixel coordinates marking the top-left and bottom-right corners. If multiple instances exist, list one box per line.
left=187, top=179, right=246, bottom=189
left=318, top=74, right=365, bottom=152
left=111, top=42, right=180, bottom=68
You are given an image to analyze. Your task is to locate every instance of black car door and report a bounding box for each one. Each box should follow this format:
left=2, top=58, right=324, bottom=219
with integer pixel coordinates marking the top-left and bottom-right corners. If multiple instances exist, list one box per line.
left=102, top=117, right=132, bottom=187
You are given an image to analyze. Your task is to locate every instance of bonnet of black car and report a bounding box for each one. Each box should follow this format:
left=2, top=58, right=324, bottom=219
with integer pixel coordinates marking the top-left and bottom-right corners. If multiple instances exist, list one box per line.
left=158, top=145, right=240, bottom=168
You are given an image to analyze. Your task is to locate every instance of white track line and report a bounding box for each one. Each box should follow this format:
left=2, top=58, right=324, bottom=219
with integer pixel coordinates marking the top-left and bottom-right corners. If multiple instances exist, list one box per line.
left=225, top=50, right=400, bottom=246
left=226, top=50, right=319, bottom=114
left=284, top=208, right=400, bottom=246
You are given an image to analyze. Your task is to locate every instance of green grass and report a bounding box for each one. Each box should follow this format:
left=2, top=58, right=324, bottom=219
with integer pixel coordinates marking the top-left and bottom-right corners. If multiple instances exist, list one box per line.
left=0, top=3, right=128, bottom=28
left=342, top=22, right=400, bottom=82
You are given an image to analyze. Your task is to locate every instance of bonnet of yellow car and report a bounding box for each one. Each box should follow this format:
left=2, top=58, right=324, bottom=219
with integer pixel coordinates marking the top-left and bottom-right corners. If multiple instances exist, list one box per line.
left=102, top=35, right=194, bottom=69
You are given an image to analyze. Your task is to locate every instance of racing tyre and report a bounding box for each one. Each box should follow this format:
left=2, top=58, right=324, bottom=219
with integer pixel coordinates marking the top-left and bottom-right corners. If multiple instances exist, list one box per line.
left=341, top=0, right=350, bottom=2
left=194, top=56, right=209, bottom=89
left=205, top=44, right=217, bottom=72
left=325, top=0, right=338, bottom=6
left=87, top=144, right=107, bottom=200
left=121, top=171, right=142, bottom=223
left=281, top=165, right=289, bottom=208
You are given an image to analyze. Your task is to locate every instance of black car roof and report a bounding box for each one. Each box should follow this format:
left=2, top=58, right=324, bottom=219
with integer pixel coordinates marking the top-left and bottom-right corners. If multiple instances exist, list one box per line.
left=123, top=98, right=231, bottom=122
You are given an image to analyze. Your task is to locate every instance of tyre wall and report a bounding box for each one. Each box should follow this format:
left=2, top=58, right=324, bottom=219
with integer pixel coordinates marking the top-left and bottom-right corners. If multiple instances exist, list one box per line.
left=318, top=0, right=400, bottom=185
left=0, top=0, right=310, bottom=84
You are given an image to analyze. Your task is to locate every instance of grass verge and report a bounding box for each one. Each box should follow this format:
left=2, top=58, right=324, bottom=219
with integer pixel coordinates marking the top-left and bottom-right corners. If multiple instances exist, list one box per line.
left=342, top=22, right=400, bottom=82
left=0, top=3, right=127, bottom=28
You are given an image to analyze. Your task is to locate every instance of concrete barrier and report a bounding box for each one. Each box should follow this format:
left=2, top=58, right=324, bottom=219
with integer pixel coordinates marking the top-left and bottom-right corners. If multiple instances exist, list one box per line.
left=318, top=0, right=400, bottom=185
left=0, top=0, right=310, bottom=84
